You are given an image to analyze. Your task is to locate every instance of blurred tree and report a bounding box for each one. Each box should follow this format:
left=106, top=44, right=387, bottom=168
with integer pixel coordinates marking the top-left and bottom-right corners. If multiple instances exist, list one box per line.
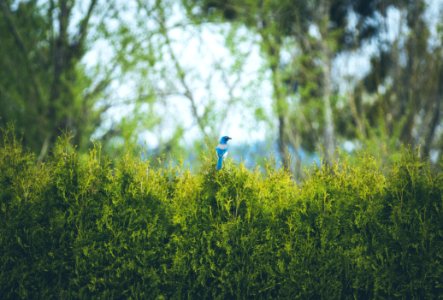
left=112, top=0, right=263, bottom=165
left=181, top=0, right=406, bottom=170
left=0, top=0, right=117, bottom=160
left=353, top=0, right=443, bottom=160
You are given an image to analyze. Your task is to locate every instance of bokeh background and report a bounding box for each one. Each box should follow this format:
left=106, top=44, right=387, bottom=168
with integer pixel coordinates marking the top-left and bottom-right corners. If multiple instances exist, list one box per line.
left=1, top=0, right=442, bottom=175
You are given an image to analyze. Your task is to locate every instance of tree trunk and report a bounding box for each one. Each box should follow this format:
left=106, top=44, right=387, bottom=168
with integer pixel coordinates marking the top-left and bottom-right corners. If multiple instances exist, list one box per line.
left=322, top=52, right=335, bottom=164
left=318, top=1, right=335, bottom=165
left=258, top=19, right=290, bottom=169
left=268, top=43, right=290, bottom=169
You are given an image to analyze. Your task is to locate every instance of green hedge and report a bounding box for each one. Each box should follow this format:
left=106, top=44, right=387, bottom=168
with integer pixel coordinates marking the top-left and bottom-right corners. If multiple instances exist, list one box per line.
left=1, top=134, right=442, bottom=299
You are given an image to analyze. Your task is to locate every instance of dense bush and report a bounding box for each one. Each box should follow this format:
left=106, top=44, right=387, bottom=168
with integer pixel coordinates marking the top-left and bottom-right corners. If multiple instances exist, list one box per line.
left=1, top=133, right=442, bottom=299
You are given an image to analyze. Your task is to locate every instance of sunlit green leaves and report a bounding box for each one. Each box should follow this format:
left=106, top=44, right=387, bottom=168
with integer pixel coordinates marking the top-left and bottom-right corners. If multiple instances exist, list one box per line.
left=0, top=132, right=442, bottom=298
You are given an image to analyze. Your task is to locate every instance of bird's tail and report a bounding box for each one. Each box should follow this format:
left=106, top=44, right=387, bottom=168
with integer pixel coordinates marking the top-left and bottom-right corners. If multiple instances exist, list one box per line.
left=216, top=156, right=223, bottom=170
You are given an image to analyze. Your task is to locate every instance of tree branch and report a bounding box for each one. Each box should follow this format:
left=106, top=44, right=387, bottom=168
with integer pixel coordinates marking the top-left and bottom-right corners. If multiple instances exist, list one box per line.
left=157, top=11, right=209, bottom=140
left=72, top=0, right=98, bottom=57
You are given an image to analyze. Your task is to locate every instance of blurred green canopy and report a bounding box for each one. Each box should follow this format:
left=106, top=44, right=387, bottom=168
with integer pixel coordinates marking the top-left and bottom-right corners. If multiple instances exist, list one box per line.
left=0, top=0, right=442, bottom=174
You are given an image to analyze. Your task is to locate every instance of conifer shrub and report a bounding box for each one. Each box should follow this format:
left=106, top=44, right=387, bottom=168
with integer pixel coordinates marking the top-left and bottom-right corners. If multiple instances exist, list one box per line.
left=0, top=131, right=442, bottom=299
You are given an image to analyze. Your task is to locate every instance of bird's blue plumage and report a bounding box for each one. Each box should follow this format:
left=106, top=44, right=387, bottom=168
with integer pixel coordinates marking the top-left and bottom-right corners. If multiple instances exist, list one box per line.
left=215, top=136, right=231, bottom=170
left=216, top=156, right=223, bottom=170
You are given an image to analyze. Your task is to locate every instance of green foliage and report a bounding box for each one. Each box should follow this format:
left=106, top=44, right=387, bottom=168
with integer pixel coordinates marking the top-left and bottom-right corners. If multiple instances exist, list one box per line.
left=0, top=132, right=442, bottom=299
left=0, top=0, right=123, bottom=158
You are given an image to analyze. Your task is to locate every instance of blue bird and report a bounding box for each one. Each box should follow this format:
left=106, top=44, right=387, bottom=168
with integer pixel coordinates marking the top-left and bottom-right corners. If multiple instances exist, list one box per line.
left=216, top=136, right=232, bottom=170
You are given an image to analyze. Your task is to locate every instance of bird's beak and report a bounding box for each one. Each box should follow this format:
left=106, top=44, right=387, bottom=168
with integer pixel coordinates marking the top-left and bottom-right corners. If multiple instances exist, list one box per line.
left=228, top=137, right=232, bottom=140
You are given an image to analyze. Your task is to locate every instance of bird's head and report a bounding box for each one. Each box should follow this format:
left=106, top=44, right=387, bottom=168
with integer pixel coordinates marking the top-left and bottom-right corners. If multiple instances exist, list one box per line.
left=219, top=136, right=232, bottom=144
